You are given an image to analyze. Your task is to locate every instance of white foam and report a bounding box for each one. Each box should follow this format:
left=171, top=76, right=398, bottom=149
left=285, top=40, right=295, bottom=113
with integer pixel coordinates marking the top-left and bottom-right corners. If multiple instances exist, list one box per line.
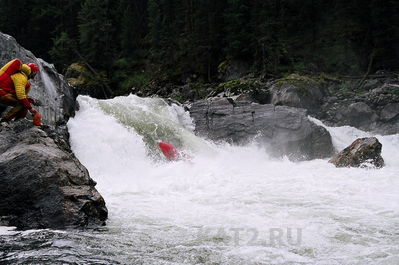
left=66, top=95, right=399, bottom=264
left=0, top=226, right=17, bottom=236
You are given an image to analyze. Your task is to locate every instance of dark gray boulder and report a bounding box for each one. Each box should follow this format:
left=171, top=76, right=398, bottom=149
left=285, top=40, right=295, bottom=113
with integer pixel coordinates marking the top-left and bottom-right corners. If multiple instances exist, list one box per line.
left=189, top=97, right=334, bottom=160
left=254, top=73, right=399, bottom=135
left=318, top=77, right=399, bottom=134
left=0, top=120, right=107, bottom=229
left=333, top=102, right=379, bottom=130
left=329, top=137, right=384, bottom=168
left=379, top=102, right=399, bottom=121
left=376, top=102, right=399, bottom=134
left=270, top=75, right=325, bottom=114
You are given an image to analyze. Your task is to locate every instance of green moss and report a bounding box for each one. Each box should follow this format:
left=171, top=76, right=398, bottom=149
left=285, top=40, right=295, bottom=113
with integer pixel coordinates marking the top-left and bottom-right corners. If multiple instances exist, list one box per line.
left=218, top=79, right=263, bottom=94
left=162, top=82, right=211, bottom=103
left=336, top=80, right=357, bottom=97
left=385, top=87, right=399, bottom=95
left=217, top=60, right=230, bottom=73
left=318, top=73, right=340, bottom=82
left=169, top=94, right=184, bottom=103
left=275, top=73, right=323, bottom=96
left=277, top=73, right=322, bottom=86
left=190, top=82, right=208, bottom=98
left=340, top=80, right=357, bottom=91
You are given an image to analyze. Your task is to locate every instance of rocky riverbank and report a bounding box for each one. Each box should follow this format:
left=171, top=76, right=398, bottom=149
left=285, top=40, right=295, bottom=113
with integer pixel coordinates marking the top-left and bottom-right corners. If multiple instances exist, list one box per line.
left=0, top=120, right=107, bottom=229
left=0, top=32, right=107, bottom=229
left=1, top=30, right=396, bottom=229
left=176, top=72, right=396, bottom=161
left=137, top=69, right=399, bottom=136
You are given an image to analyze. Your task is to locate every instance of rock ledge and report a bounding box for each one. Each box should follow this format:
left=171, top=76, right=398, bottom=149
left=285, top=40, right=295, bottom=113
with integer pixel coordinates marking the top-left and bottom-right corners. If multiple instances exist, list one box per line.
left=0, top=120, right=107, bottom=229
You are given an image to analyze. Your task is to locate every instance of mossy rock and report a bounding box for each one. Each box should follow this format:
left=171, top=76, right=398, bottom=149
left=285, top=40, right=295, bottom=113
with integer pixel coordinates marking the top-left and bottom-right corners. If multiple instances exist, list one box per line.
left=217, top=79, right=265, bottom=95
left=385, top=87, right=399, bottom=95
left=270, top=73, right=326, bottom=112
left=66, top=63, right=108, bottom=88
left=65, top=62, right=110, bottom=98
left=65, top=63, right=90, bottom=87
left=276, top=73, right=326, bottom=88
left=168, top=82, right=211, bottom=103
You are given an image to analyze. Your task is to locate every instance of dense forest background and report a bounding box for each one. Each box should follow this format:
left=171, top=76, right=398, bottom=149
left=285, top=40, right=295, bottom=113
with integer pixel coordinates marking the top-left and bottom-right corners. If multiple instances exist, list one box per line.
left=1, top=0, right=399, bottom=95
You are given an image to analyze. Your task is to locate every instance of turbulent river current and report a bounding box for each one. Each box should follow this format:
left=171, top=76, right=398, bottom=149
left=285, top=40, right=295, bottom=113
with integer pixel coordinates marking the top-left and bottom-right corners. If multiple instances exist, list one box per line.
left=1, top=94, right=399, bottom=265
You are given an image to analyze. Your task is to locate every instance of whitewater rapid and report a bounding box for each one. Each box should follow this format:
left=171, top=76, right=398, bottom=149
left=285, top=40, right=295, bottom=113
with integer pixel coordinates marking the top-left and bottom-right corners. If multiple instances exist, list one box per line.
left=1, top=94, right=398, bottom=265
left=65, top=95, right=399, bottom=264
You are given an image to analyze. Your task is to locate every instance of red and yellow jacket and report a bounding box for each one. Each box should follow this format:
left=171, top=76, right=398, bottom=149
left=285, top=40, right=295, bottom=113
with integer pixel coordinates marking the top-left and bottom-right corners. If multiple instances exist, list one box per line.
left=0, top=59, right=32, bottom=109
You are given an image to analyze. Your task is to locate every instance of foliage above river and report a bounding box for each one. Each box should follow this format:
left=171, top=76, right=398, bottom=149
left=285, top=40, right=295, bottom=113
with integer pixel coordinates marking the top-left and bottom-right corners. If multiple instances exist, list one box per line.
left=1, top=0, right=398, bottom=95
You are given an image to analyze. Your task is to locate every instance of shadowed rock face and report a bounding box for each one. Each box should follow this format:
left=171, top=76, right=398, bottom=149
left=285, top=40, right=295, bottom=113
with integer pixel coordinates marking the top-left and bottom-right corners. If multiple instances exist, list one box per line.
left=0, top=120, right=107, bottom=229
left=329, top=137, right=384, bottom=168
left=270, top=80, right=324, bottom=114
left=189, top=97, right=334, bottom=160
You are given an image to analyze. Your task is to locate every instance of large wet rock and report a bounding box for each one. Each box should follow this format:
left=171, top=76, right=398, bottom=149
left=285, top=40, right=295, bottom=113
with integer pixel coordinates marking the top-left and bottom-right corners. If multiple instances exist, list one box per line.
left=0, top=120, right=107, bottom=229
left=380, top=102, right=399, bottom=121
left=223, top=74, right=399, bottom=135
left=318, top=76, right=399, bottom=134
left=0, top=32, right=108, bottom=230
left=331, top=102, right=379, bottom=130
left=189, top=97, right=334, bottom=160
left=270, top=74, right=325, bottom=114
left=329, top=137, right=384, bottom=168
left=0, top=32, right=76, bottom=125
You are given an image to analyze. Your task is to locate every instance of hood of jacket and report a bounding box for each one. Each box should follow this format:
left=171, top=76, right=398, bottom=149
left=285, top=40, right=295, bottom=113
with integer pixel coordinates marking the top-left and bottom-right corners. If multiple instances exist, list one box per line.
left=20, top=64, right=31, bottom=77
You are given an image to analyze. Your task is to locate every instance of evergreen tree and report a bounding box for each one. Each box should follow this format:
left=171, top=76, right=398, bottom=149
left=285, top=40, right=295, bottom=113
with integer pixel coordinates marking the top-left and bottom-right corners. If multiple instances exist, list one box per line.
left=49, top=31, right=78, bottom=71
left=118, top=0, right=148, bottom=59
left=178, top=0, right=215, bottom=81
left=148, top=0, right=181, bottom=80
left=147, top=0, right=164, bottom=69
left=49, top=0, right=81, bottom=71
left=1, top=0, right=399, bottom=90
left=368, top=0, right=399, bottom=70
left=223, top=0, right=251, bottom=60
left=78, top=0, right=118, bottom=70
left=0, top=0, right=31, bottom=44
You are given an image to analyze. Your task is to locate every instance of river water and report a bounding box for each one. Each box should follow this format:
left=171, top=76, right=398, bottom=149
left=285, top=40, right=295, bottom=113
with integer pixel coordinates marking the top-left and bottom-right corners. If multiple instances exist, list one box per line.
left=1, top=95, right=398, bottom=265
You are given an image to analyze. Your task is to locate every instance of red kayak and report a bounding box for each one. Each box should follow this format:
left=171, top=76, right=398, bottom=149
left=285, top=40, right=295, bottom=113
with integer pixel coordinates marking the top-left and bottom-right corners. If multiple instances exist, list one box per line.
left=158, top=142, right=179, bottom=161
left=158, top=141, right=191, bottom=161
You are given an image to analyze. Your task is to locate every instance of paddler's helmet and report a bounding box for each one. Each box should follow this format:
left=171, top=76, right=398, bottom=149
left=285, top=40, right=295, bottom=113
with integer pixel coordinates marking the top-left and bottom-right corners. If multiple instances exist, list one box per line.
left=26, top=63, right=39, bottom=78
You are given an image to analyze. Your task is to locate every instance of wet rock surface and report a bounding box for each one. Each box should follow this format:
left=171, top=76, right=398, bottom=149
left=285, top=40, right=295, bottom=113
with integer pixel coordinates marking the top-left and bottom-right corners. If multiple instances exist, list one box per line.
left=0, top=120, right=107, bottom=229
left=0, top=32, right=108, bottom=230
left=269, top=74, right=325, bottom=114
left=189, top=97, right=334, bottom=160
left=329, top=137, right=384, bottom=168
left=174, top=73, right=399, bottom=136
left=318, top=75, right=399, bottom=134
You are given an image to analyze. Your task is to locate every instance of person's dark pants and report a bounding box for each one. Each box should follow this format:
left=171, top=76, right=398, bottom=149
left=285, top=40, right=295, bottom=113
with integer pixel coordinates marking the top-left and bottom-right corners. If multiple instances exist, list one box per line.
left=0, top=103, right=7, bottom=116
left=0, top=93, right=28, bottom=121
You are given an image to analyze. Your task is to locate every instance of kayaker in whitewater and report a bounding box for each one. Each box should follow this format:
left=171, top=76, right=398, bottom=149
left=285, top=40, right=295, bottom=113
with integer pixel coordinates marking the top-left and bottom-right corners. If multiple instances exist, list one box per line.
left=0, top=59, right=42, bottom=126
left=158, top=141, right=192, bottom=161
